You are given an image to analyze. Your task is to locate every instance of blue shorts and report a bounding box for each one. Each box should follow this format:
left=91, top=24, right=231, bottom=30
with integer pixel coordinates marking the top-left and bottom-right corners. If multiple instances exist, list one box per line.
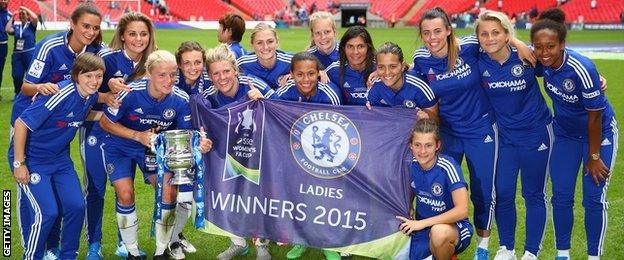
left=103, top=143, right=155, bottom=183
left=409, top=219, right=473, bottom=259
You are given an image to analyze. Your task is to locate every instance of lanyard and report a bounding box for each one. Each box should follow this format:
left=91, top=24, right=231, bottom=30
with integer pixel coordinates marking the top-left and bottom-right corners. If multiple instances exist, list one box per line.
left=18, top=22, right=25, bottom=39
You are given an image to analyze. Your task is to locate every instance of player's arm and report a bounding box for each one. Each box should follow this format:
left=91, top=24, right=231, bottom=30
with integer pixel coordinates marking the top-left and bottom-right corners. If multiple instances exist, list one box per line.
left=5, top=15, right=14, bottom=35
left=99, top=115, right=154, bottom=148
left=510, top=37, right=537, bottom=67
left=397, top=187, right=469, bottom=234
left=421, top=103, right=439, bottom=122
left=586, top=110, right=609, bottom=184
left=12, top=119, right=31, bottom=184
left=22, top=7, right=38, bottom=25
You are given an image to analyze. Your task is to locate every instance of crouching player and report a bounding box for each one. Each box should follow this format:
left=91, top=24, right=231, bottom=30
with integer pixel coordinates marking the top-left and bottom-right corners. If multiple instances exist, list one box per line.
left=99, top=50, right=212, bottom=259
left=397, top=118, right=473, bottom=260
left=10, top=53, right=104, bottom=259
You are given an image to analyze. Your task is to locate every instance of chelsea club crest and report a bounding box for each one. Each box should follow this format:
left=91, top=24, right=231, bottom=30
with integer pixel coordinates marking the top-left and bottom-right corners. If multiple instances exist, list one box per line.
left=290, top=110, right=361, bottom=179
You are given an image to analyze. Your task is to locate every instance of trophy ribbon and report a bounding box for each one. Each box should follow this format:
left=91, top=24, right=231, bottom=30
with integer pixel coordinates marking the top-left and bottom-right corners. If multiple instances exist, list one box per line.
left=192, top=131, right=206, bottom=228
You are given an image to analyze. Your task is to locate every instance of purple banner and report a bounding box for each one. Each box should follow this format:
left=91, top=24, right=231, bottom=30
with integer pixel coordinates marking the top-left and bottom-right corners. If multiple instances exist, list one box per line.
left=191, top=97, right=417, bottom=257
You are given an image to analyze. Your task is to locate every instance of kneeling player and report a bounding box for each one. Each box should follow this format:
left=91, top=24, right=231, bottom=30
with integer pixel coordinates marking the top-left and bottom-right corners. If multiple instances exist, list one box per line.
left=397, top=119, right=473, bottom=260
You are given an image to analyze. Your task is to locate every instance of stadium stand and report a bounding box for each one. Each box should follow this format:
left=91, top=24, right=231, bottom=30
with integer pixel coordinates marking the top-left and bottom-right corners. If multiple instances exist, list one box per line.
left=370, top=0, right=417, bottom=20
left=559, top=0, right=624, bottom=23
left=165, top=0, right=234, bottom=21
left=230, top=0, right=286, bottom=19
left=407, top=0, right=475, bottom=25
left=483, top=0, right=558, bottom=17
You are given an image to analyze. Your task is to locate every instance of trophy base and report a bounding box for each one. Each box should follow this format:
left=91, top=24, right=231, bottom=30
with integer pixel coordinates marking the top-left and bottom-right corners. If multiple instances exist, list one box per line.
left=169, top=169, right=193, bottom=185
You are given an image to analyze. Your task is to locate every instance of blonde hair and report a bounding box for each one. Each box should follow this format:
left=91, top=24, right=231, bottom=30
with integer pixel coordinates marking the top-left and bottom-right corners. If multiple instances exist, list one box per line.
left=205, top=44, right=239, bottom=74
left=109, top=12, right=157, bottom=81
left=475, top=10, right=515, bottom=40
left=250, top=22, right=278, bottom=44
left=308, top=11, right=336, bottom=49
left=145, top=50, right=176, bottom=73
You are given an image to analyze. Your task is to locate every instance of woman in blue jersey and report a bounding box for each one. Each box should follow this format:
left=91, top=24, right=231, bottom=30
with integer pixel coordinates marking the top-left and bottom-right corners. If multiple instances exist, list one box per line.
left=475, top=10, right=553, bottom=260
left=11, top=53, right=104, bottom=260
left=367, top=42, right=434, bottom=118
left=83, top=11, right=156, bottom=259
left=218, top=13, right=247, bottom=59
left=325, top=25, right=375, bottom=105
left=202, top=43, right=275, bottom=260
left=8, top=4, right=104, bottom=258
left=237, top=23, right=292, bottom=90
left=273, top=51, right=341, bottom=105
left=5, top=6, right=37, bottom=95
left=412, top=8, right=536, bottom=259
left=531, top=8, right=618, bottom=259
left=175, top=41, right=212, bottom=95
left=273, top=52, right=342, bottom=260
left=397, top=118, right=473, bottom=260
left=99, top=50, right=213, bottom=260
left=307, top=11, right=339, bottom=68
left=10, top=3, right=104, bottom=127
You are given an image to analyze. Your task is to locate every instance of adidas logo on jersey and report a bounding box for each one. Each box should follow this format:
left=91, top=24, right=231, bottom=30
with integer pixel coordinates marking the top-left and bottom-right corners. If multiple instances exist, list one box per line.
left=538, top=143, right=548, bottom=151
left=114, top=70, right=124, bottom=77
left=134, top=108, right=144, bottom=114
left=601, top=138, right=612, bottom=146
left=482, top=70, right=491, bottom=77
left=66, top=112, right=74, bottom=117
left=59, top=64, right=68, bottom=70
left=484, top=135, right=493, bottom=143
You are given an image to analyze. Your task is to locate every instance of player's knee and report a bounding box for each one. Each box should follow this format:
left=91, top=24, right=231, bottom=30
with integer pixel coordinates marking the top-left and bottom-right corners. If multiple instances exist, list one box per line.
left=582, top=196, right=607, bottom=210
left=551, top=192, right=574, bottom=208
left=429, top=224, right=456, bottom=248
left=116, top=190, right=135, bottom=206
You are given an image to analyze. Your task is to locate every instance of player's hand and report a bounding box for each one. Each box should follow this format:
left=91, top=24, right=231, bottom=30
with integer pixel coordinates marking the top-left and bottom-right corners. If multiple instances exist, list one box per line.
left=599, top=75, right=607, bottom=92
left=416, top=109, right=429, bottom=119
left=102, top=92, right=122, bottom=108
left=278, top=74, right=291, bottom=87
left=246, top=79, right=265, bottom=101
left=518, top=44, right=537, bottom=67
left=319, top=70, right=329, bottom=84
left=134, top=130, right=157, bottom=148
left=109, top=78, right=132, bottom=93
left=586, top=157, right=610, bottom=185
left=198, top=127, right=213, bottom=153
left=365, top=101, right=372, bottom=110
left=36, top=83, right=60, bottom=96
left=13, top=165, right=30, bottom=185
left=396, top=216, right=427, bottom=234
left=367, top=71, right=379, bottom=89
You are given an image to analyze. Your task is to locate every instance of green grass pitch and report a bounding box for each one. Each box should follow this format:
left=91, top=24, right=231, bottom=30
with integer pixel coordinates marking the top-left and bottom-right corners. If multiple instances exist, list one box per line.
left=1, top=27, right=622, bottom=259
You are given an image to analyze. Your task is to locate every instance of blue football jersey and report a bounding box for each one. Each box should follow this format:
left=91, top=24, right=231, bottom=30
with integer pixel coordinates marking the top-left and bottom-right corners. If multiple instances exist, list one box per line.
left=175, top=68, right=213, bottom=95
left=201, top=75, right=274, bottom=108
left=0, top=9, right=10, bottom=42
left=367, top=73, right=436, bottom=109
left=273, top=79, right=342, bottom=105
left=237, top=50, right=292, bottom=89
left=11, top=31, right=103, bottom=125
left=478, top=47, right=552, bottom=144
left=17, top=80, right=97, bottom=160
left=411, top=154, right=468, bottom=220
left=308, top=42, right=339, bottom=69
left=99, top=49, right=136, bottom=94
left=11, top=21, right=37, bottom=53
left=542, top=48, right=615, bottom=139
left=325, top=61, right=372, bottom=105
left=103, top=79, right=192, bottom=150
left=412, top=35, right=494, bottom=139
left=228, top=42, right=247, bottom=59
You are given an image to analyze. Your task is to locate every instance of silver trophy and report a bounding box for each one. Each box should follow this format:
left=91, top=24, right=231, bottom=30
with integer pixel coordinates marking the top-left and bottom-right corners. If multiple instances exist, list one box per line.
left=161, top=130, right=195, bottom=185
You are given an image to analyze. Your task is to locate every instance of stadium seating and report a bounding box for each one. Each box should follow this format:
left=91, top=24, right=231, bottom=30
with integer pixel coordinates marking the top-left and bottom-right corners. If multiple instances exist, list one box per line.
left=165, top=0, right=234, bottom=21
left=370, top=0, right=417, bottom=20
left=7, top=0, right=41, bottom=15
left=230, top=0, right=286, bottom=19
left=407, top=0, right=475, bottom=25
left=559, top=0, right=624, bottom=23
left=483, top=0, right=557, bottom=17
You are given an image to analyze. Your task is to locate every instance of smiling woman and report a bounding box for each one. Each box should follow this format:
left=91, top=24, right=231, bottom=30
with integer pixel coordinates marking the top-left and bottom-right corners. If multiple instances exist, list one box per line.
left=9, top=52, right=105, bottom=260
